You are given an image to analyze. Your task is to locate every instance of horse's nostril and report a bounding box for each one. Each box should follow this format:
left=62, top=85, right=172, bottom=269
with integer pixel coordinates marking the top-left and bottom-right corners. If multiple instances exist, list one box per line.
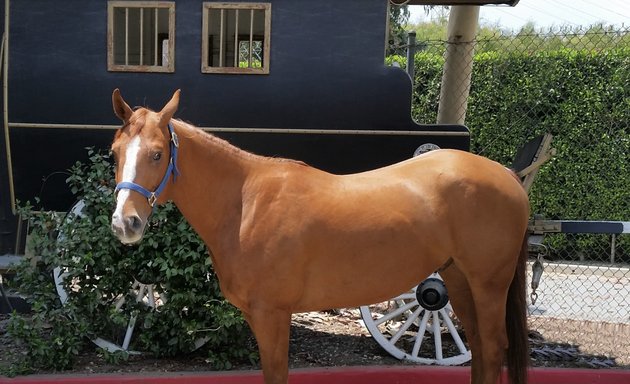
left=111, top=222, right=122, bottom=236
left=127, top=215, right=143, bottom=231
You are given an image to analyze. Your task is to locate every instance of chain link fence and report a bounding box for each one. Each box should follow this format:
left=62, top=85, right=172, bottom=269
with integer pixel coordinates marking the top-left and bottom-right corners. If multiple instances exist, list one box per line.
left=391, top=26, right=630, bottom=365
left=527, top=231, right=630, bottom=365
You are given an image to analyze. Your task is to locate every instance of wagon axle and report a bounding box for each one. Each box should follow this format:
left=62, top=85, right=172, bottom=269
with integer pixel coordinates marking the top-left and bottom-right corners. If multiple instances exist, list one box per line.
left=416, top=277, right=449, bottom=311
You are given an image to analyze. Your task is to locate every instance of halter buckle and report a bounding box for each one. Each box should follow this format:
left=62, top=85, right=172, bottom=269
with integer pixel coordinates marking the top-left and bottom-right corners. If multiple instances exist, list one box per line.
left=148, top=193, right=157, bottom=207
left=171, top=131, right=179, bottom=148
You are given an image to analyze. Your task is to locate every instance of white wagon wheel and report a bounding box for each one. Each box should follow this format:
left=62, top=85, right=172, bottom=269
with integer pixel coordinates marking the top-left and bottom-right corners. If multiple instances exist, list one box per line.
left=359, top=273, right=471, bottom=365
left=53, top=200, right=209, bottom=354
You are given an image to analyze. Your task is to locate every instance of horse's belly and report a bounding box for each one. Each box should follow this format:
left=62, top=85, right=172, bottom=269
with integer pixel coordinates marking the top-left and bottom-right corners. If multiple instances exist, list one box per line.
left=293, top=243, right=444, bottom=311
left=289, top=198, right=452, bottom=311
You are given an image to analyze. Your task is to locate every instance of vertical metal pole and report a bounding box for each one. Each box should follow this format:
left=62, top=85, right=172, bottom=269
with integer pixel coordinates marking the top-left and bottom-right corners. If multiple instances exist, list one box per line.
left=140, top=8, right=144, bottom=65
left=219, top=9, right=224, bottom=67
left=125, top=8, right=129, bottom=65
left=154, top=8, right=158, bottom=66
left=406, top=31, right=416, bottom=81
left=234, top=9, right=239, bottom=67
left=610, top=234, right=616, bottom=264
left=249, top=9, right=254, bottom=68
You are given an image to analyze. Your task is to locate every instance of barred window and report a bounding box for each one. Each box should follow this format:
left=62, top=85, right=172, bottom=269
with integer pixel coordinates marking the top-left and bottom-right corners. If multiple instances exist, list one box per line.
left=107, top=1, right=175, bottom=73
left=202, top=3, right=271, bottom=74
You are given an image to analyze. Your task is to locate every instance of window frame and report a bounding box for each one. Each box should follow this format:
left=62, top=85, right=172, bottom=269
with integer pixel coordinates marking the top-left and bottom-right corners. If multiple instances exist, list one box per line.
left=107, top=1, right=176, bottom=73
left=201, top=2, right=272, bottom=74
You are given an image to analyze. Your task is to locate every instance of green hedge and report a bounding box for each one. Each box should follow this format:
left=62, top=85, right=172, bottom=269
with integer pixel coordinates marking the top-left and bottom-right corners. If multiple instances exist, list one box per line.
left=412, top=48, right=629, bottom=220
left=410, top=48, right=629, bottom=262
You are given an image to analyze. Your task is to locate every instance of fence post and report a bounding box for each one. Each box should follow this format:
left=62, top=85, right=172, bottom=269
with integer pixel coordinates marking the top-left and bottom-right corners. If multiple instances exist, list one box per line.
left=406, top=31, right=416, bottom=82
left=610, top=233, right=616, bottom=264
left=436, top=6, right=479, bottom=125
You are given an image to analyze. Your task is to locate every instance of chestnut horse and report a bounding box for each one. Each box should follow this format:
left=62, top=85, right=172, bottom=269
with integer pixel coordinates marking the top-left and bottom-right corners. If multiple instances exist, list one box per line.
left=110, top=89, right=530, bottom=384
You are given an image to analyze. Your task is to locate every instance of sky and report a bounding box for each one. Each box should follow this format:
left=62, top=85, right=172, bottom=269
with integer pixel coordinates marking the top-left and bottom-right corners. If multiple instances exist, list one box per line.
left=409, top=0, right=630, bottom=31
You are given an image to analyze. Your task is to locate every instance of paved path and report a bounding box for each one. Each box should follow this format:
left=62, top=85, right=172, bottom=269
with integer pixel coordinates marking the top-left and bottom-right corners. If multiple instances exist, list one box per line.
left=527, top=262, right=630, bottom=324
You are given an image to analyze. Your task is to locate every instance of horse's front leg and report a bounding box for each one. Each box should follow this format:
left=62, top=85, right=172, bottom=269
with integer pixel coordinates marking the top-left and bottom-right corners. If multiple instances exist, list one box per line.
left=245, top=308, right=292, bottom=384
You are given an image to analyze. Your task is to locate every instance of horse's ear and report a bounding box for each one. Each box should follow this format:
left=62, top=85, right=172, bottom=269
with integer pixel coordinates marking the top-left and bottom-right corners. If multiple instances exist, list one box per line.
left=159, top=89, right=180, bottom=126
left=112, top=88, right=133, bottom=122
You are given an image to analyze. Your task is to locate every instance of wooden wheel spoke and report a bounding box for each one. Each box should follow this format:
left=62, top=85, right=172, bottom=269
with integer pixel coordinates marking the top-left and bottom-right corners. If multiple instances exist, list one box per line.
left=121, top=312, right=138, bottom=351
left=374, top=300, right=417, bottom=326
left=440, top=308, right=467, bottom=354
left=389, top=306, right=423, bottom=345
left=411, top=309, right=430, bottom=358
left=432, top=311, right=443, bottom=361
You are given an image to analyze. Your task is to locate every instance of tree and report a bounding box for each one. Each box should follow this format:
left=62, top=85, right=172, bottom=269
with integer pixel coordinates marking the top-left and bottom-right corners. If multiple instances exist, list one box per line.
left=388, top=3, right=410, bottom=55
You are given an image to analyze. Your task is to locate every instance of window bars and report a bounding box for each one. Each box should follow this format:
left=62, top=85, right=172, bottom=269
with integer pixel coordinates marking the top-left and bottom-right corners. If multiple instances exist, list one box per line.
left=108, top=1, right=175, bottom=73
left=202, top=3, right=271, bottom=74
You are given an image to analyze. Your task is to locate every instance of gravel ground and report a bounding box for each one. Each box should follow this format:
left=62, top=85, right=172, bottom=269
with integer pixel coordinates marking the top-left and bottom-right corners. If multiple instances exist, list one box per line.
left=1, top=308, right=625, bottom=376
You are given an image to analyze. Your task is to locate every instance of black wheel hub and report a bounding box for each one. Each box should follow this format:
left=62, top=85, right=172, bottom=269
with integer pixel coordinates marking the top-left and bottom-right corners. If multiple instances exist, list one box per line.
left=416, top=277, right=449, bottom=311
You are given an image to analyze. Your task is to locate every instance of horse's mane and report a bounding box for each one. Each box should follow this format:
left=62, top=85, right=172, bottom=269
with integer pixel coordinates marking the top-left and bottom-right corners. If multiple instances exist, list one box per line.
left=171, top=118, right=308, bottom=167
left=116, top=107, right=306, bottom=167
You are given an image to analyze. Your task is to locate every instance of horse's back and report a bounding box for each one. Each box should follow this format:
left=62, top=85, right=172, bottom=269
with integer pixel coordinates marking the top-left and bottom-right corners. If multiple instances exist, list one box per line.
left=276, top=148, right=529, bottom=239
left=352, top=149, right=527, bottom=211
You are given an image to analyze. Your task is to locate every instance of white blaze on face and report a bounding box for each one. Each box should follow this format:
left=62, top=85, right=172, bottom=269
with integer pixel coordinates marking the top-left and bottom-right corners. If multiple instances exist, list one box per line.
left=112, top=135, right=142, bottom=230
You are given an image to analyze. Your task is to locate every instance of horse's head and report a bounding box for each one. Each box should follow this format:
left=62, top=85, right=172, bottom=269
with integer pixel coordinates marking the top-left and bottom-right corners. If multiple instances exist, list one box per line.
left=110, top=89, right=180, bottom=244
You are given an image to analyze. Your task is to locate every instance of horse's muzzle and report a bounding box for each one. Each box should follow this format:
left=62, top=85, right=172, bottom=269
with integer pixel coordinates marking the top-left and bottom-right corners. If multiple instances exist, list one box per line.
left=111, top=213, right=145, bottom=244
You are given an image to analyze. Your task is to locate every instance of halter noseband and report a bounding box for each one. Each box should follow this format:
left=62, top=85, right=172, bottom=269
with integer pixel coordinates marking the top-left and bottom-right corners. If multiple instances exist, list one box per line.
left=115, top=122, right=180, bottom=207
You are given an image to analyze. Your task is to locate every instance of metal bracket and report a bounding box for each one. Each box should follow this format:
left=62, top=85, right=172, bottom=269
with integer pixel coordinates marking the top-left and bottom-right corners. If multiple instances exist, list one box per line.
left=530, top=252, right=546, bottom=306
left=528, top=219, right=561, bottom=235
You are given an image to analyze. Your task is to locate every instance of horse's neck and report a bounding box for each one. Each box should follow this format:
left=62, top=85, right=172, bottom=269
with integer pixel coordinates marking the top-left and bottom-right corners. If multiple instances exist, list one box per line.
left=169, top=122, right=252, bottom=249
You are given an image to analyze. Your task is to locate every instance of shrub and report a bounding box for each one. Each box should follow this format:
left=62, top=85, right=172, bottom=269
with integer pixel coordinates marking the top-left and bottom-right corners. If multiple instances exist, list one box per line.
left=4, top=149, right=255, bottom=375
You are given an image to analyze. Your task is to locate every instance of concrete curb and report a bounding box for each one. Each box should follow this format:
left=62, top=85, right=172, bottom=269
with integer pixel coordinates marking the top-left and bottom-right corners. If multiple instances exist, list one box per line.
left=2, top=366, right=630, bottom=384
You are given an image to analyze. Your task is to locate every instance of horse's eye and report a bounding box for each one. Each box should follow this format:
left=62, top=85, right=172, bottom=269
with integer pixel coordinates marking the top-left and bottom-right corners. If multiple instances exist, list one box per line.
left=153, top=152, right=162, bottom=161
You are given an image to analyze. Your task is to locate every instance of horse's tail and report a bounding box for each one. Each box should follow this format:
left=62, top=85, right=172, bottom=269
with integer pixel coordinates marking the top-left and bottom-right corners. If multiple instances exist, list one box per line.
left=505, top=231, right=530, bottom=384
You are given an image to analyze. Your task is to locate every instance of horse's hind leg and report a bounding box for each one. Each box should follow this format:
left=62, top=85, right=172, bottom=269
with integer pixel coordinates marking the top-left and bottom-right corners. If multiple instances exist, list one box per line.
left=469, top=277, right=512, bottom=384
left=244, top=308, right=292, bottom=384
left=440, top=264, right=483, bottom=382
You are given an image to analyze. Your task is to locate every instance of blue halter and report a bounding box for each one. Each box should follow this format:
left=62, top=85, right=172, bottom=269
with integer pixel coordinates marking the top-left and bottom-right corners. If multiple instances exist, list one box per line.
left=115, top=122, right=180, bottom=207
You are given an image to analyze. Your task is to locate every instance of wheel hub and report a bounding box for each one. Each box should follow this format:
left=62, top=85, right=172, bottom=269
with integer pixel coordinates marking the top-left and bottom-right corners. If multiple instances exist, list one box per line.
left=416, top=277, right=449, bottom=311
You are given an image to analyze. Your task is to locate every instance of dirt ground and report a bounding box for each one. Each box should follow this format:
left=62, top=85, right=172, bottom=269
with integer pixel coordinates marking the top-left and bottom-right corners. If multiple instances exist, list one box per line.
left=1, top=309, right=624, bottom=376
